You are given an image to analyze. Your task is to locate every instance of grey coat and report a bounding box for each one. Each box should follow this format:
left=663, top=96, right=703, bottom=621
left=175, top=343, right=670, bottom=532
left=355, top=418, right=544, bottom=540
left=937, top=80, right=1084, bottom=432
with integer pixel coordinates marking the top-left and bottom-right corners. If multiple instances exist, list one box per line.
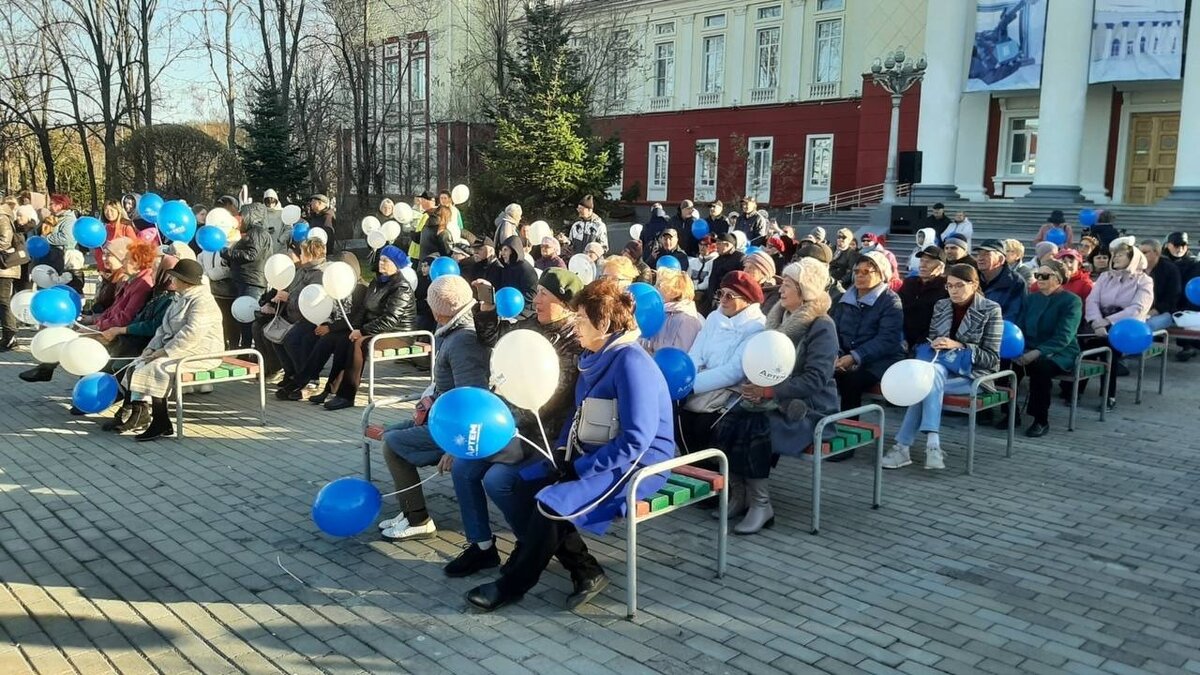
left=762, top=302, right=841, bottom=457
left=0, top=206, right=21, bottom=279
left=130, top=284, right=225, bottom=397
left=432, top=312, right=490, bottom=397
left=925, top=294, right=1003, bottom=387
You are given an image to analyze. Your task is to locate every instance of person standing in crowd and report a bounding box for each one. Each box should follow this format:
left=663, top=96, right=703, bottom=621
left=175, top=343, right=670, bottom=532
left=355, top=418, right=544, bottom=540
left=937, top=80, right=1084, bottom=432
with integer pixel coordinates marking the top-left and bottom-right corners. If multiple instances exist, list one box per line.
left=45, top=194, right=76, bottom=253
left=420, top=205, right=455, bottom=259
left=763, top=236, right=788, bottom=273
left=406, top=192, right=435, bottom=259
left=96, top=200, right=138, bottom=273
left=706, top=200, right=730, bottom=237
left=0, top=201, right=22, bottom=350
left=652, top=229, right=688, bottom=271
left=466, top=240, right=501, bottom=284
left=942, top=211, right=973, bottom=245
left=641, top=269, right=703, bottom=355
left=906, top=228, right=938, bottom=273
left=1163, top=232, right=1200, bottom=360
left=1140, top=239, right=1180, bottom=331
left=919, top=202, right=952, bottom=241
left=1004, top=239, right=1032, bottom=284
left=691, top=235, right=718, bottom=293
left=436, top=190, right=464, bottom=243
left=973, top=239, right=1027, bottom=320
left=1010, top=260, right=1082, bottom=437
left=223, top=202, right=271, bottom=349
left=898, top=246, right=949, bottom=351
left=483, top=235, right=539, bottom=320
left=884, top=264, right=1002, bottom=471
left=1082, top=237, right=1153, bottom=409
left=701, top=233, right=745, bottom=314
left=492, top=203, right=522, bottom=245
left=678, top=271, right=766, bottom=453
left=620, top=240, right=653, bottom=284
left=639, top=205, right=670, bottom=262
left=261, top=189, right=284, bottom=245
left=831, top=251, right=904, bottom=422
left=1089, top=211, right=1121, bottom=249
left=670, top=199, right=701, bottom=256
left=713, top=259, right=839, bottom=534
left=306, top=194, right=336, bottom=244
left=1035, top=209, right=1073, bottom=247
left=941, top=232, right=974, bottom=270
left=535, top=237, right=565, bottom=272
left=829, top=228, right=857, bottom=284
left=466, top=279, right=675, bottom=612
left=736, top=197, right=768, bottom=243
left=380, top=275, right=488, bottom=542
left=568, top=195, right=607, bottom=254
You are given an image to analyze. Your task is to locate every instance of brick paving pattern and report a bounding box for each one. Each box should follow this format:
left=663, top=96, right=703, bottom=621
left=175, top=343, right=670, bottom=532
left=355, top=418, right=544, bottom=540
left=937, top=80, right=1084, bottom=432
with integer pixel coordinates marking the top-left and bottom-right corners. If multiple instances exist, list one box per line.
left=2, top=339, right=1200, bottom=674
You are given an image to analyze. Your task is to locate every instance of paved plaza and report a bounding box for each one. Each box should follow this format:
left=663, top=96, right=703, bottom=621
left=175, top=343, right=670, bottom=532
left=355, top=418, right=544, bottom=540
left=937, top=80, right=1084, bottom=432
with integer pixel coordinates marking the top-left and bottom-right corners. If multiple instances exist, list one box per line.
left=2, top=339, right=1200, bottom=675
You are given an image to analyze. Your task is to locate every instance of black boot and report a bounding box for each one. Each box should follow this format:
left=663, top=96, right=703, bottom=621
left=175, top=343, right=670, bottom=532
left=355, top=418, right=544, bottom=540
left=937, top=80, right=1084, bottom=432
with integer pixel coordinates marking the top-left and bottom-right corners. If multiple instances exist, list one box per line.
left=444, top=539, right=501, bottom=578
left=19, top=363, right=55, bottom=383
left=135, top=397, right=173, bottom=442
left=113, top=401, right=151, bottom=433
left=465, top=582, right=523, bottom=612
left=565, top=573, right=610, bottom=610
left=101, top=403, right=132, bottom=431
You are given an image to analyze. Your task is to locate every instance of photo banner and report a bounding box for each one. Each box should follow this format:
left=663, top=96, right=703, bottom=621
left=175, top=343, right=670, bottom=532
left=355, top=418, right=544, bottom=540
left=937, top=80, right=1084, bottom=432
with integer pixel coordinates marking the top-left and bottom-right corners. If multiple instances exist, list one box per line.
left=1089, top=0, right=1185, bottom=84
left=966, top=0, right=1049, bottom=92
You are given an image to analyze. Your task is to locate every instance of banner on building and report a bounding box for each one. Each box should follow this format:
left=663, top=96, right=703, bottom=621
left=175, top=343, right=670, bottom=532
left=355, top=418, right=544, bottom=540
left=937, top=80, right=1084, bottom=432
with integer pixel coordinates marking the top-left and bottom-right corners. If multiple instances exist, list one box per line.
left=966, top=0, right=1049, bottom=92
left=1089, top=0, right=1185, bottom=84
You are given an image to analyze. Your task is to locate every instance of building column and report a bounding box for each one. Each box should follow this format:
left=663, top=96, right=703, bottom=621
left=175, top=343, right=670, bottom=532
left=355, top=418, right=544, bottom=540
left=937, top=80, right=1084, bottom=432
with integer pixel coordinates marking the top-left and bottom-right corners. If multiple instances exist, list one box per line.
left=1165, top=0, right=1200, bottom=203
left=910, top=0, right=972, bottom=202
left=1024, top=0, right=1093, bottom=203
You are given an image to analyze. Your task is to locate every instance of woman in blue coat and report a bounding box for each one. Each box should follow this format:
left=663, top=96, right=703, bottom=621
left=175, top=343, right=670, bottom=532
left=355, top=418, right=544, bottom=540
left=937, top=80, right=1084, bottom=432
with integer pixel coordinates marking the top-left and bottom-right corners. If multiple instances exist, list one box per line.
left=466, top=279, right=675, bottom=612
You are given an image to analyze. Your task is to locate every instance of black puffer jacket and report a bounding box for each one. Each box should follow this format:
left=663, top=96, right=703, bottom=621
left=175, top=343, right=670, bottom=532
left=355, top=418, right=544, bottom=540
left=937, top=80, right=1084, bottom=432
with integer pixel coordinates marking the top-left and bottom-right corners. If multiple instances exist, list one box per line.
left=223, top=204, right=271, bottom=288
left=485, top=235, right=538, bottom=320
left=351, top=273, right=416, bottom=335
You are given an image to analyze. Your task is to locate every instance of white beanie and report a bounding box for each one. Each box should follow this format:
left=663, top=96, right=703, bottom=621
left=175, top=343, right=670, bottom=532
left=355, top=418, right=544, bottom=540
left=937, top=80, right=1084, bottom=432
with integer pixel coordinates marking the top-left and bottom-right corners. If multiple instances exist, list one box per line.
left=782, top=258, right=829, bottom=299
left=860, top=250, right=892, bottom=283
left=427, top=275, right=473, bottom=317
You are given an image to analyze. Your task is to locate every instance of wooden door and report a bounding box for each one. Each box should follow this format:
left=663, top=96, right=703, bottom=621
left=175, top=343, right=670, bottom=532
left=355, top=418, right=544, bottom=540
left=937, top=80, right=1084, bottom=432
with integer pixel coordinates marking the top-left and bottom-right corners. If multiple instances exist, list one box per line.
left=1125, top=113, right=1179, bottom=204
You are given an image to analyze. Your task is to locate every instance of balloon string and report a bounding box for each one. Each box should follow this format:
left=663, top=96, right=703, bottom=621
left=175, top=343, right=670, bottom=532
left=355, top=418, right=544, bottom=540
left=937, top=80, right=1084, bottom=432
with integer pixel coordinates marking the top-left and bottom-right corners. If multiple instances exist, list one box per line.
left=379, top=471, right=441, bottom=498
left=710, top=394, right=743, bottom=429
left=342, top=313, right=354, bottom=332
left=73, top=322, right=101, bottom=334
left=516, top=433, right=555, bottom=463
left=534, top=413, right=554, bottom=466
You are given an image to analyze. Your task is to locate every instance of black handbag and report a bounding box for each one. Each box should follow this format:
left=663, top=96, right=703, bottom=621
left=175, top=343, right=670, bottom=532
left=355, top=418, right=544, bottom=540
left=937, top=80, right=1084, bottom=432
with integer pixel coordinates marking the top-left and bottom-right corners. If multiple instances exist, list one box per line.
left=0, top=230, right=28, bottom=268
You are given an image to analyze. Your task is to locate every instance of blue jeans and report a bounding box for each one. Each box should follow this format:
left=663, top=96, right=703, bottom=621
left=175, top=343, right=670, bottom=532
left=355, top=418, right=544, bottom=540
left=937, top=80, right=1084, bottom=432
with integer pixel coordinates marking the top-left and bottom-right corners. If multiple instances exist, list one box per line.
left=1147, top=313, right=1174, bottom=331
left=896, top=364, right=974, bottom=446
left=450, top=458, right=534, bottom=544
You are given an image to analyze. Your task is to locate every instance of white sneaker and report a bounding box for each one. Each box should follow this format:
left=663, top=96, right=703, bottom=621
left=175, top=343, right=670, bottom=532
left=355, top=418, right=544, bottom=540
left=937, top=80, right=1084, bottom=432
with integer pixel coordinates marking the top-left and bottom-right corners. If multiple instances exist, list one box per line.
left=924, top=447, right=946, bottom=470
left=378, top=514, right=409, bottom=531
left=381, top=518, right=437, bottom=541
left=881, top=444, right=912, bottom=469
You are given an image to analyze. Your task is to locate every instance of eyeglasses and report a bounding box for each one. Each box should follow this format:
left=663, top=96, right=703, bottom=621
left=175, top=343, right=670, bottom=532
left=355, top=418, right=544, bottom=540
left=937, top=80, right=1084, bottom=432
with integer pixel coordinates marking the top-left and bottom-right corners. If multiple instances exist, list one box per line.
left=945, top=282, right=969, bottom=291
left=1033, top=273, right=1054, bottom=281
left=715, top=289, right=743, bottom=302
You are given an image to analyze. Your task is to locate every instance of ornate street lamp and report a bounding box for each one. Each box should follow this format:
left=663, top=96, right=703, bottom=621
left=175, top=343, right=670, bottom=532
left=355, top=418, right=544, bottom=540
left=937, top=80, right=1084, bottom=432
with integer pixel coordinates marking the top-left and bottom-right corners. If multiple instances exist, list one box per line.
left=869, top=47, right=927, bottom=204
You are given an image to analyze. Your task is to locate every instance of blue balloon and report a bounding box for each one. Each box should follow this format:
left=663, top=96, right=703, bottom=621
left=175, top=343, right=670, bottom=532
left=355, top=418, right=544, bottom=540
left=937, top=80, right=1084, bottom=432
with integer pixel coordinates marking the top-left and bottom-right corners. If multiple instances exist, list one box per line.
left=429, top=257, right=461, bottom=280
left=30, top=287, right=77, bottom=326
left=1078, top=209, right=1099, bottom=227
left=629, top=281, right=666, bottom=338
left=1045, top=228, right=1068, bottom=246
left=495, top=286, right=525, bottom=319
left=999, top=321, right=1025, bottom=359
left=656, top=255, right=682, bottom=271
left=428, top=387, right=516, bottom=460
left=157, top=200, right=196, bottom=242
left=311, top=477, right=382, bottom=537
left=26, top=235, right=50, bottom=260
left=1186, top=277, right=1200, bottom=306
left=196, top=225, right=228, bottom=253
left=1108, top=318, right=1153, bottom=354
left=55, top=284, right=83, bottom=316
left=72, top=373, right=119, bottom=414
left=138, top=193, right=164, bottom=224
left=654, top=347, right=696, bottom=401
left=291, top=221, right=310, bottom=242
left=73, top=216, right=106, bottom=249
left=745, top=245, right=762, bottom=255
left=691, top=220, right=710, bottom=240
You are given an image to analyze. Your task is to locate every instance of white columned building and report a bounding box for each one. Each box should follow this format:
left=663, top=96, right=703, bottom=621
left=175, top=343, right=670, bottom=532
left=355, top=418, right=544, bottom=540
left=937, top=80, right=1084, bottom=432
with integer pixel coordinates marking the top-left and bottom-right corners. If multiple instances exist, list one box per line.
left=911, top=0, right=971, bottom=201
left=1167, top=0, right=1200, bottom=203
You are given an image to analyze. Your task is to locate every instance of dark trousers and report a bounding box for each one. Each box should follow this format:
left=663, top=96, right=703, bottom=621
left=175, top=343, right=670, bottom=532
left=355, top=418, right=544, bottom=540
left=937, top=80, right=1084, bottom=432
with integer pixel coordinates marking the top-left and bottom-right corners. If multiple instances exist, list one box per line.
left=676, top=408, right=720, bottom=455
left=1076, top=337, right=1119, bottom=398
left=333, top=335, right=408, bottom=401
left=497, top=508, right=604, bottom=597
left=296, top=331, right=349, bottom=388
left=1015, top=358, right=1067, bottom=424
left=0, top=278, right=15, bottom=340
left=835, top=367, right=881, bottom=412
left=251, top=316, right=283, bottom=376
left=235, top=283, right=265, bottom=348
left=279, top=320, right=318, bottom=381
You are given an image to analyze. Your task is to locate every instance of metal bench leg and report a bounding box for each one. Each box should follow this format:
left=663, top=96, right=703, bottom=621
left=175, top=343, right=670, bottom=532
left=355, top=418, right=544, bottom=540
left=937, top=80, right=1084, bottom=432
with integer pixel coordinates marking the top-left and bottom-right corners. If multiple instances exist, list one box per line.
left=811, top=452, right=822, bottom=535
left=1069, top=372, right=1080, bottom=432
left=363, top=440, right=373, bottom=482
left=872, top=423, right=883, bottom=509
left=1158, top=342, right=1167, bottom=395
left=1100, top=353, right=1111, bottom=422
left=258, top=368, right=267, bottom=426
left=716, top=453, right=728, bottom=579
left=1006, top=387, right=1016, bottom=458
left=1136, top=353, right=1146, bottom=404
left=626, top=504, right=638, bottom=619
left=966, top=404, right=977, bottom=476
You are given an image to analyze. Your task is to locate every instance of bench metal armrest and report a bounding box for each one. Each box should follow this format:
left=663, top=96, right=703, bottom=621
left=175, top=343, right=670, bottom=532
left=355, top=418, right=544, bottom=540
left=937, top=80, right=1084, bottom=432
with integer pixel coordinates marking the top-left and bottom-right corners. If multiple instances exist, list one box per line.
left=969, top=369, right=1016, bottom=398
left=367, top=330, right=434, bottom=352
left=626, top=448, right=728, bottom=509
left=361, top=396, right=414, bottom=431
left=812, top=404, right=885, bottom=449
left=1078, top=345, right=1113, bottom=365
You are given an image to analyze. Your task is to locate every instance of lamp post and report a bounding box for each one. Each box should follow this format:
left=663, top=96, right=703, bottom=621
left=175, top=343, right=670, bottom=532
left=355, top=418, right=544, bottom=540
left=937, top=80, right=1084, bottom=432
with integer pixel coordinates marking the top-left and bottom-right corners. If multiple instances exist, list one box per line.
left=870, top=47, right=927, bottom=204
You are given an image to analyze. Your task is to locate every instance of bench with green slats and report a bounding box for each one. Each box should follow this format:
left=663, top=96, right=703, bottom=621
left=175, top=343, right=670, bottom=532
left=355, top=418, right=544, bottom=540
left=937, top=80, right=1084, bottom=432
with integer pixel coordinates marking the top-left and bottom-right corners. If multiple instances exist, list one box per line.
left=179, top=358, right=258, bottom=383
left=811, top=421, right=880, bottom=456
left=943, top=388, right=1012, bottom=411
left=634, top=468, right=723, bottom=517
left=1056, top=360, right=1107, bottom=381
left=1146, top=344, right=1166, bottom=358
left=372, top=342, right=431, bottom=359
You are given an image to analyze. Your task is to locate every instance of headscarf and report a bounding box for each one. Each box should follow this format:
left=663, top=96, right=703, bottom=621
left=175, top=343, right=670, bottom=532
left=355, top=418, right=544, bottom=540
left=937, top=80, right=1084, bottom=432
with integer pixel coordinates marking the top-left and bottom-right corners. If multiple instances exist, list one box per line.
left=378, top=245, right=409, bottom=282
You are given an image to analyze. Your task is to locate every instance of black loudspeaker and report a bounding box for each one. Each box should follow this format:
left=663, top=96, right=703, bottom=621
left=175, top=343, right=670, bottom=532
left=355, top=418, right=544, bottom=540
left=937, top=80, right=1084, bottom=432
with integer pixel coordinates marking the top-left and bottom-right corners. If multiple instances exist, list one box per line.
left=898, top=151, right=923, bottom=184
left=889, top=205, right=927, bottom=234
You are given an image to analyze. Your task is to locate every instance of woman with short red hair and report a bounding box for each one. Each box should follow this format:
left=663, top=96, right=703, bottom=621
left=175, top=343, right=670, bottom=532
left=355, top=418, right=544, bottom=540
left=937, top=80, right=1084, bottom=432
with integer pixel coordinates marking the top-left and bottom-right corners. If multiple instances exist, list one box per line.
left=91, top=240, right=159, bottom=331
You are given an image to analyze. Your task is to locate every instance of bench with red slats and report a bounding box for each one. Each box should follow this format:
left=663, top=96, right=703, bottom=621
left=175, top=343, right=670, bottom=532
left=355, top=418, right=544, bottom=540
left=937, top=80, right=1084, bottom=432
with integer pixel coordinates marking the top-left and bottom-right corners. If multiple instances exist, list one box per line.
left=634, top=466, right=725, bottom=517
left=178, top=357, right=261, bottom=383
left=866, top=384, right=1012, bottom=411
left=371, top=342, right=432, bottom=359
left=365, top=424, right=385, bottom=441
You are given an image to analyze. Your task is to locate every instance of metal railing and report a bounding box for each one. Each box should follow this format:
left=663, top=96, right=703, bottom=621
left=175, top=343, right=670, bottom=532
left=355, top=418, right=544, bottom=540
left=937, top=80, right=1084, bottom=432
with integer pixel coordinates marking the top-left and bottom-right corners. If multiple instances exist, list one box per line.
left=786, top=182, right=913, bottom=221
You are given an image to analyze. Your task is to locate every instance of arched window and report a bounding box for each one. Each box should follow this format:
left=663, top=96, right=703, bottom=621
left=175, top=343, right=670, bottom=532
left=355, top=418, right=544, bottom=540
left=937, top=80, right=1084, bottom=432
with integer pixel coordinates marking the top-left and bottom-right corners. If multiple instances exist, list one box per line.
left=1111, top=39, right=1122, bottom=57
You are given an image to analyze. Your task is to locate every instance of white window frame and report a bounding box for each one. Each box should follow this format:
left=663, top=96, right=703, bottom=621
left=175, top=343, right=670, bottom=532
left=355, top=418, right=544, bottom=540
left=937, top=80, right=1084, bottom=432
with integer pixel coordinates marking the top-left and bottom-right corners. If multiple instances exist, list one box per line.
left=655, top=21, right=675, bottom=36
left=694, top=139, right=719, bottom=203
left=701, top=34, right=725, bottom=94
left=385, top=134, right=400, bottom=192
left=756, top=27, right=781, bottom=89
left=608, top=29, right=630, bottom=100
left=606, top=142, right=625, bottom=200
left=410, top=53, right=428, bottom=101
left=1002, top=115, right=1039, bottom=178
left=816, top=0, right=844, bottom=12
left=654, top=42, right=675, bottom=98
left=648, top=141, right=670, bottom=202
left=757, top=5, right=782, bottom=21
left=703, top=14, right=726, bottom=29
left=746, top=136, right=774, bottom=204
left=814, top=18, right=843, bottom=84
left=803, top=134, right=834, bottom=204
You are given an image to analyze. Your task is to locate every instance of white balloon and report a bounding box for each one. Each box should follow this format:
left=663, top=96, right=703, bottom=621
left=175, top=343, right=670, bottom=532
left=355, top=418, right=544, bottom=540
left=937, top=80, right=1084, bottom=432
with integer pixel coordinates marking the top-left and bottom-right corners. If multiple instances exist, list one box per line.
left=280, top=204, right=302, bottom=225
left=741, top=330, right=798, bottom=387
left=528, top=220, right=551, bottom=244
left=568, top=254, right=595, bottom=284
left=307, top=228, right=328, bottom=243
left=491, top=329, right=560, bottom=411
left=361, top=215, right=381, bottom=235
left=11, top=289, right=36, bottom=324
left=880, top=359, right=937, bottom=407
left=629, top=224, right=643, bottom=241
left=231, top=296, right=259, bottom=323
left=206, top=208, right=235, bottom=231
left=382, top=219, right=401, bottom=242
left=394, top=202, right=414, bottom=224
left=264, top=253, right=296, bottom=290
left=60, top=337, right=109, bottom=376
left=322, top=261, right=356, bottom=300
left=30, top=327, right=76, bottom=363
left=298, top=284, right=334, bottom=324
left=367, top=230, right=387, bottom=250
left=451, top=184, right=470, bottom=205
left=31, top=264, right=57, bottom=289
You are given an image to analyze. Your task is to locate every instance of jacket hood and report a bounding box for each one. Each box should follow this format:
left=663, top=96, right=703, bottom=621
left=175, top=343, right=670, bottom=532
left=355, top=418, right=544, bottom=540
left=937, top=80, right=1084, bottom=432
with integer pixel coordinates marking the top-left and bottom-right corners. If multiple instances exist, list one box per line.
left=915, top=228, right=935, bottom=247
left=499, top=234, right=525, bottom=268
left=707, top=302, right=765, bottom=329
left=1110, top=236, right=1148, bottom=275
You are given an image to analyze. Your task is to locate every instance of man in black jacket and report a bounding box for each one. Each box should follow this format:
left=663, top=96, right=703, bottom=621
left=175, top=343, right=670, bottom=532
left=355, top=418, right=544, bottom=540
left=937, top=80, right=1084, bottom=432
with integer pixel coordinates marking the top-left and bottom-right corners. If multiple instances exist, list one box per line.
left=223, top=202, right=272, bottom=348
left=1140, top=239, right=1181, bottom=331
left=306, top=194, right=337, bottom=248
left=897, top=246, right=949, bottom=351
left=652, top=228, right=689, bottom=271
left=706, top=200, right=730, bottom=237
left=1161, top=232, right=1200, bottom=360
left=700, top=233, right=745, bottom=314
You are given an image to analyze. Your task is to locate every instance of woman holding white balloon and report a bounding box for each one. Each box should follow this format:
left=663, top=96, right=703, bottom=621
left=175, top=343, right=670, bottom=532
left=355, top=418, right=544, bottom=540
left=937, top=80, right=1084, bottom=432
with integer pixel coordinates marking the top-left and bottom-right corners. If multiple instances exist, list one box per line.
left=881, top=264, right=1003, bottom=471
left=286, top=253, right=367, bottom=405
left=221, top=203, right=272, bottom=348
left=253, top=239, right=327, bottom=381
left=712, top=259, right=840, bottom=534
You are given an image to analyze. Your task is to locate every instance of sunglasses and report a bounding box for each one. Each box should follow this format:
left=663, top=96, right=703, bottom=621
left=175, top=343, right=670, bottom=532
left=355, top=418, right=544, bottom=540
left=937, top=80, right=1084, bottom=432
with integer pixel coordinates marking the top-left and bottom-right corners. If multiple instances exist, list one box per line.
left=1033, top=273, right=1054, bottom=281
left=715, top=289, right=743, bottom=302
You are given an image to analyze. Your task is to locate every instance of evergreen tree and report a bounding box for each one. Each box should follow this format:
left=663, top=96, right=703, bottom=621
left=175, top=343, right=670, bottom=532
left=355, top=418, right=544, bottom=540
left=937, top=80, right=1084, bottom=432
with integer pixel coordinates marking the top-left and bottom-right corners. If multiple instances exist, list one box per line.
left=238, top=84, right=308, bottom=201
left=480, top=0, right=621, bottom=221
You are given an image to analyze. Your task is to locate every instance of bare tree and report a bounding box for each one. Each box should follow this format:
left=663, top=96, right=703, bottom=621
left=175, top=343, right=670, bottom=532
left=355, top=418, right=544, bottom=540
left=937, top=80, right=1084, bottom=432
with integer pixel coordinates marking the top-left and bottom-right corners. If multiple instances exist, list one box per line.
left=198, top=0, right=240, bottom=149
left=247, top=0, right=307, bottom=110
left=0, top=4, right=58, bottom=191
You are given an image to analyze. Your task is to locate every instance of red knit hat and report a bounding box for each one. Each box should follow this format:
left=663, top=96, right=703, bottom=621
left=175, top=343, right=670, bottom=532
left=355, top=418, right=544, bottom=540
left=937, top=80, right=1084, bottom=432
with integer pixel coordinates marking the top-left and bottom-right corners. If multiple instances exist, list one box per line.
left=720, top=271, right=765, bottom=305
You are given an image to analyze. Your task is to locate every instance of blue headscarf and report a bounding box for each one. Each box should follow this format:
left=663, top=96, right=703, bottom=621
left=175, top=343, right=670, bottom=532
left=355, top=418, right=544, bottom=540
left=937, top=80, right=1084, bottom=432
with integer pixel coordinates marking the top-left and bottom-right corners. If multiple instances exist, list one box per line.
left=378, top=245, right=409, bottom=282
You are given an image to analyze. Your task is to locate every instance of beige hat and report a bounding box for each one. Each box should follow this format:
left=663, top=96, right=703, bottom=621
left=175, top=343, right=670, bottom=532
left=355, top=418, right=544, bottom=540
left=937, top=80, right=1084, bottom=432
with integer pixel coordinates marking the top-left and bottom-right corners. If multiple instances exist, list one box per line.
left=427, top=275, right=473, bottom=317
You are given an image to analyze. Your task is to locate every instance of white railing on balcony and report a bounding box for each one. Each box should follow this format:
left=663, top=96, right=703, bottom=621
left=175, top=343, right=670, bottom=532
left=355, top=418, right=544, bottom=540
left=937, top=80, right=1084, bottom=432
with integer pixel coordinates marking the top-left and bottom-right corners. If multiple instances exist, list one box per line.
left=649, top=96, right=673, bottom=111
left=785, top=182, right=913, bottom=221
left=697, top=91, right=721, bottom=107
left=808, top=81, right=841, bottom=99
left=749, top=87, right=777, bottom=104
